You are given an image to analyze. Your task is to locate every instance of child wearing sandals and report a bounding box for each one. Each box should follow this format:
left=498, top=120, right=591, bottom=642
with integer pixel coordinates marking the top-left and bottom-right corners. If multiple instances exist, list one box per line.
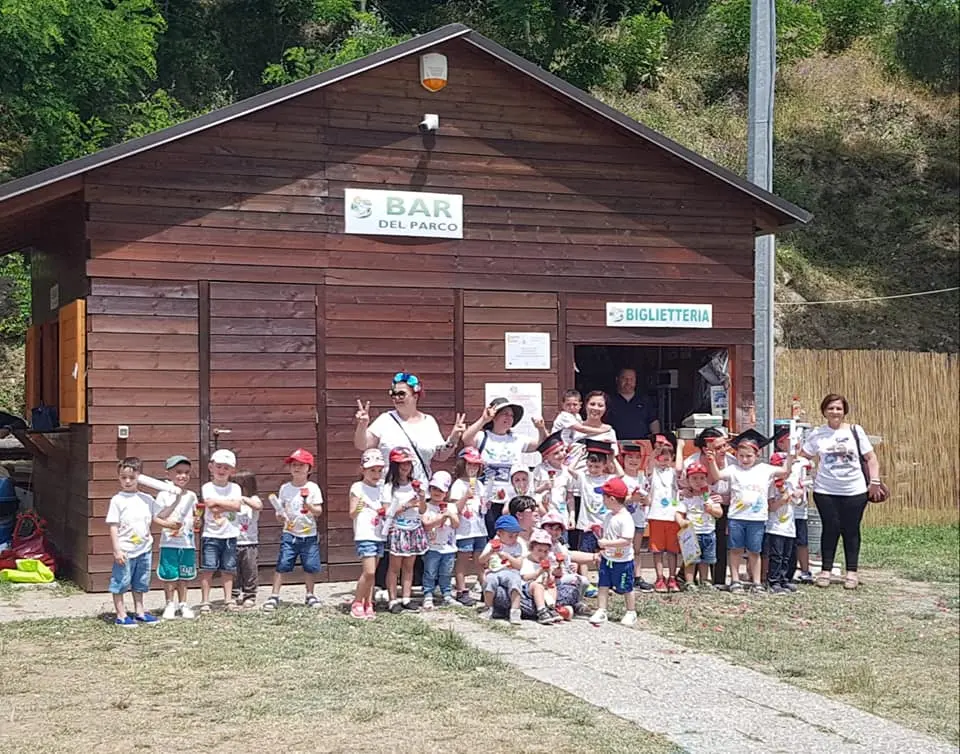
left=383, top=447, right=428, bottom=614
left=451, top=447, right=487, bottom=606
left=421, top=471, right=460, bottom=610
left=263, top=448, right=324, bottom=612
left=232, top=471, right=263, bottom=608
left=350, top=449, right=386, bottom=620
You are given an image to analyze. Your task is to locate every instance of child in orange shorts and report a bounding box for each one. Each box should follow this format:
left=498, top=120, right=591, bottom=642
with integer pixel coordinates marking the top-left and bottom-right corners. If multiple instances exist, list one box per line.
left=643, top=432, right=684, bottom=593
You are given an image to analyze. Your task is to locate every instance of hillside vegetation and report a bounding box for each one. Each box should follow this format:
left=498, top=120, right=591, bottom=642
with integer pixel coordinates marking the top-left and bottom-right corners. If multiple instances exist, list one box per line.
left=0, top=0, right=957, bottom=382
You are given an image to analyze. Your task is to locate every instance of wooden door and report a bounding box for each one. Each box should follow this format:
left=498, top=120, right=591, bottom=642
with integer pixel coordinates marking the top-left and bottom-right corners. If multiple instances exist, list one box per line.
left=207, top=282, right=320, bottom=573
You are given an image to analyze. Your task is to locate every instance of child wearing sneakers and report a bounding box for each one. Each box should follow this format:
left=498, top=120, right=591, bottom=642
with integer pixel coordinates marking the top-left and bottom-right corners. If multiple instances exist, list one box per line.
left=107, top=457, right=160, bottom=626
left=451, top=447, right=487, bottom=606
left=645, top=432, right=685, bottom=593
left=678, top=463, right=723, bottom=588
left=571, top=438, right=615, bottom=593
left=349, top=448, right=386, bottom=620
left=532, top=432, right=575, bottom=531
left=589, top=478, right=637, bottom=626
left=199, top=449, right=243, bottom=613
left=620, top=440, right=653, bottom=592
left=478, top=514, right=526, bottom=624
left=153, top=455, right=198, bottom=620
left=263, top=448, right=324, bottom=612
left=232, top=471, right=262, bottom=608
left=521, top=529, right=564, bottom=624
left=765, top=453, right=798, bottom=594
left=421, top=471, right=460, bottom=610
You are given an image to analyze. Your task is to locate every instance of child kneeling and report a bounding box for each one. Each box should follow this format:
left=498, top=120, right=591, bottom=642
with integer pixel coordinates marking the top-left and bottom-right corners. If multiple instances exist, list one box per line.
left=478, top=514, right=526, bottom=624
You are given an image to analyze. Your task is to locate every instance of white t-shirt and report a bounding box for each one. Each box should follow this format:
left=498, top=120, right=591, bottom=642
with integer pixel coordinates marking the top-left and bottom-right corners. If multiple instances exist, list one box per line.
left=450, top=478, right=487, bottom=539
left=384, top=482, right=421, bottom=531
left=601, top=508, right=635, bottom=562
left=646, top=467, right=681, bottom=522
left=551, top=410, right=580, bottom=446
left=623, top=472, right=648, bottom=528
left=803, top=424, right=873, bottom=496
left=476, top=430, right=531, bottom=506
left=154, top=489, right=197, bottom=549
left=766, top=487, right=796, bottom=537
left=481, top=539, right=524, bottom=573
left=369, top=410, right=445, bottom=483
left=785, top=459, right=812, bottom=520
left=575, top=473, right=611, bottom=531
left=683, top=492, right=716, bottom=535
left=276, top=481, right=322, bottom=538
left=236, top=501, right=260, bottom=545
left=520, top=556, right=551, bottom=584
left=719, top=464, right=779, bottom=522
left=532, top=463, right=574, bottom=522
left=200, top=481, right=242, bottom=539
left=351, top=481, right=386, bottom=542
left=106, top=491, right=157, bottom=558
left=424, top=503, right=457, bottom=553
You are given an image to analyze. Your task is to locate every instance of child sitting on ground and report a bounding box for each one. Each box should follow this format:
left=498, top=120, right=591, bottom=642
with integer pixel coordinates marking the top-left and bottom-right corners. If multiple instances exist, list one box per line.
left=152, top=455, right=198, bottom=620
left=107, top=457, right=160, bottom=626
left=644, top=433, right=685, bottom=593
left=263, top=448, right=324, bottom=611
left=540, top=510, right=590, bottom=615
left=478, top=514, right=526, bottom=624
left=521, top=529, right=564, bottom=624
left=421, top=471, right=460, bottom=610
left=589, top=478, right=637, bottom=626
left=678, top=462, right=723, bottom=588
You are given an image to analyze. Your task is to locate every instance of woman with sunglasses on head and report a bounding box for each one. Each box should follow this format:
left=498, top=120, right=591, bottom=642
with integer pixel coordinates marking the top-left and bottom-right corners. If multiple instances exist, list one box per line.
left=461, top=397, right=549, bottom=538
left=354, top=372, right=466, bottom=484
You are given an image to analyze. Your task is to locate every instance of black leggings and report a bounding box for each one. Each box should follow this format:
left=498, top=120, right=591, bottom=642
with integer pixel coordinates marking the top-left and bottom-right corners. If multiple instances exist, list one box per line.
left=813, top=492, right=869, bottom=572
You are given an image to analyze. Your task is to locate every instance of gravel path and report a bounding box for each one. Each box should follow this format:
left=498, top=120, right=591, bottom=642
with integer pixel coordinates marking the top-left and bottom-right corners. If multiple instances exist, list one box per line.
left=423, top=612, right=955, bottom=754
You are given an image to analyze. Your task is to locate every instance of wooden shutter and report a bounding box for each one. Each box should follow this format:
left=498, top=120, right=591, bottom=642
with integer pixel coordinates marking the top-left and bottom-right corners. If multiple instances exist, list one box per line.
left=58, top=299, right=86, bottom=423
left=24, top=324, right=40, bottom=411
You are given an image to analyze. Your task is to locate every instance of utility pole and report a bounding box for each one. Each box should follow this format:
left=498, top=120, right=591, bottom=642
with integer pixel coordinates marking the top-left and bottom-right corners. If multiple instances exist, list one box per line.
left=748, top=0, right=776, bottom=435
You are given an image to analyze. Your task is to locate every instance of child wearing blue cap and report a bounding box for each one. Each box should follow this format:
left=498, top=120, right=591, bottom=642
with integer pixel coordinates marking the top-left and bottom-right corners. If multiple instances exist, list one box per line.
left=478, top=514, right=527, bottom=624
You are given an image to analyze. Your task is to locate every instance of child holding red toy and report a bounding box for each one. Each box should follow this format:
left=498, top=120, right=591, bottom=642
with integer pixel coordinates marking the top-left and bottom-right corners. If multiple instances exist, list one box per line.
left=349, top=449, right=386, bottom=619
left=451, top=447, right=487, bottom=606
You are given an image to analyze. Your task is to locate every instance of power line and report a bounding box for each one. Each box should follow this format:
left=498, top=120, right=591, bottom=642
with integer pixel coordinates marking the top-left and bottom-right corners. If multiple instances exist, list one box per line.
left=774, top=286, right=960, bottom=306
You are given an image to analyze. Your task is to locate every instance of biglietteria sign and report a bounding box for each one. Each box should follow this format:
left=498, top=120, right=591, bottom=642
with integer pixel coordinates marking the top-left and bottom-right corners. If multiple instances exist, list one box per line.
left=606, top=302, right=714, bottom=328
left=344, top=188, right=463, bottom=239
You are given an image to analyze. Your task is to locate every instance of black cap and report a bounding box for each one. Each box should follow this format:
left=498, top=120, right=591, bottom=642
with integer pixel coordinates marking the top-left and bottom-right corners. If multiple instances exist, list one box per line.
left=537, top=431, right=565, bottom=455
left=731, top=428, right=774, bottom=450
left=620, top=440, right=645, bottom=454
left=648, top=430, right=678, bottom=451
left=772, top=424, right=791, bottom=447
left=694, top=427, right=727, bottom=449
left=578, top=438, right=614, bottom=456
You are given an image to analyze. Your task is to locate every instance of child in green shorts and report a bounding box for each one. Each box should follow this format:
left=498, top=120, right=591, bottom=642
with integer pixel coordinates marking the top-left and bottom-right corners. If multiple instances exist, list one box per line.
left=153, top=455, right=199, bottom=619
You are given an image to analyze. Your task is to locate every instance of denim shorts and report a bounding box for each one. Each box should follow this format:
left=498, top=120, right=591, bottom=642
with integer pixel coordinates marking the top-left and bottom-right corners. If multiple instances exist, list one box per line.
left=598, top=558, right=634, bottom=594
left=483, top=568, right=523, bottom=595
left=277, top=532, right=322, bottom=574
left=695, top=532, right=718, bottom=565
left=201, top=537, right=238, bottom=572
left=728, top=519, right=765, bottom=554
left=456, top=535, right=488, bottom=554
left=794, top=518, right=809, bottom=547
left=109, top=551, right=152, bottom=594
left=355, top=539, right=385, bottom=559
left=578, top=530, right=600, bottom=553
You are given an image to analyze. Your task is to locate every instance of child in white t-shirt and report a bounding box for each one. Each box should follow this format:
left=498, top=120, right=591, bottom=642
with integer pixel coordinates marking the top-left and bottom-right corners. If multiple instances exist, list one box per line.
left=589, top=478, right=637, bottom=626
left=199, top=448, right=243, bottom=613
left=422, top=470, right=460, bottom=610
left=383, top=447, right=428, bottom=614
left=532, top=432, right=576, bottom=531
left=451, top=447, right=487, bottom=606
left=765, top=452, right=798, bottom=594
left=349, top=449, right=386, bottom=620
left=232, top=470, right=263, bottom=608
left=263, top=448, right=324, bottom=611
left=619, top=441, right=652, bottom=591
left=521, top=529, right=564, bottom=624
left=645, top=434, right=685, bottom=593
left=107, top=457, right=160, bottom=627
left=570, top=440, right=615, bottom=594
left=677, top=462, right=722, bottom=588
left=152, top=454, right=198, bottom=620
left=478, top=514, right=527, bottom=624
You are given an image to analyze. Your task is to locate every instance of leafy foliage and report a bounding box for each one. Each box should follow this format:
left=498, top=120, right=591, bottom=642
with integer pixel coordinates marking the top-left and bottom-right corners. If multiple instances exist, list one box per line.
left=608, top=11, right=674, bottom=91
left=889, top=0, right=960, bottom=92
left=0, top=253, right=30, bottom=341
left=707, top=0, right=826, bottom=68
left=817, top=0, right=886, bottom=52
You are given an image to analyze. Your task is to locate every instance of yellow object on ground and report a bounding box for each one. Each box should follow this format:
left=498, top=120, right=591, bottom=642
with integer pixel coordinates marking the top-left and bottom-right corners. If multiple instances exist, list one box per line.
left=0, top=558, right=55, bottom=583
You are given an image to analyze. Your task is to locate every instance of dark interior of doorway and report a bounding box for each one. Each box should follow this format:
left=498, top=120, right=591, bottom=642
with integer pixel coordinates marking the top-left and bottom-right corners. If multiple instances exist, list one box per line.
left=573, top=345, right=728, bottom=432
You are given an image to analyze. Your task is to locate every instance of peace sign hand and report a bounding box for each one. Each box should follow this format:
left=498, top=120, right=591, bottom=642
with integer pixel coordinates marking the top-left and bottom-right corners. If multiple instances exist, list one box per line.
left=355, top=400, right=371, bottom=426
left=532, top=417, right=546, bottom=430
left=482, top=405, right=497, bottom=422
left=452, top=413, right=467, bottom=435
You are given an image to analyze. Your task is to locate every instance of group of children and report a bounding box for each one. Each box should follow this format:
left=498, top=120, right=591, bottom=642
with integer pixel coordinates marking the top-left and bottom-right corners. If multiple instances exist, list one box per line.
left=107, top=390, right=814, bottom=628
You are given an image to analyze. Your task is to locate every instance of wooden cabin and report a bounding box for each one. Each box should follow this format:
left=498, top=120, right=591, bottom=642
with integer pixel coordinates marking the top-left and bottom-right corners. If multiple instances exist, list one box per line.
left=0, top=24, right=810, bottom=591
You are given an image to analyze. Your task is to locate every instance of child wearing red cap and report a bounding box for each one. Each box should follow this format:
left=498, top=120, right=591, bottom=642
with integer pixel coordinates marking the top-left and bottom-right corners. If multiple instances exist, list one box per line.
left=589, top=477, right=637, bottom=626
left=262, top=448, right=324, bottom=612
left=678, top=463, right=723, bottom=588
left=451, top=447, right=488, bottom=606
left=645, top=434, right=685, bottom=593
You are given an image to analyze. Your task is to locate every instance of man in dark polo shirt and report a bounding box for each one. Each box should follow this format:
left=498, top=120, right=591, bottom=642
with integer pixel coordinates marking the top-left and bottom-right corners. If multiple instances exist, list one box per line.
left=607, top=368, right=660, bottom=441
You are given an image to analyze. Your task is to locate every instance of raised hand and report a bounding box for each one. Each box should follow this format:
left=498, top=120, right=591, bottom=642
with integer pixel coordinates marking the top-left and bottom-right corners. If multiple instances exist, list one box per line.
left=532, top=416, right=546, bottom=430
left=355, top=399, right=371, bottom=425
left=452, top=413, right=467, bottom=434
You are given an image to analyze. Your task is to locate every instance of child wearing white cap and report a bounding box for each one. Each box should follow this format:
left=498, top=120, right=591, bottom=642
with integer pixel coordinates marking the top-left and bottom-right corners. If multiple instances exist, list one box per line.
left=521, top=529, right=564, bottom=624
left=199, top=449, right=243, bottom=613
left=421, top=470, right=460, bottom=609
left=350, top=448, right=386, bottom=620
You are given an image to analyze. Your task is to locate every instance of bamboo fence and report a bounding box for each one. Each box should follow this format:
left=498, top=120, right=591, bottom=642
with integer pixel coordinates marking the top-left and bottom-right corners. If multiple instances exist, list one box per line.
left=775, top=349, right=959, bottom=526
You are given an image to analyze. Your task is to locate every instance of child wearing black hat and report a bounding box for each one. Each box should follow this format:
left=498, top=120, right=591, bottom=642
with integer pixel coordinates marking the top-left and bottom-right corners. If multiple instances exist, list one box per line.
left=706, top=430, right=792, bottom=592
left=619, top=441, right=653, bottom=591
left=570, top=439, right=615, bottom=595
left=532, top=432, right=576, bottom=532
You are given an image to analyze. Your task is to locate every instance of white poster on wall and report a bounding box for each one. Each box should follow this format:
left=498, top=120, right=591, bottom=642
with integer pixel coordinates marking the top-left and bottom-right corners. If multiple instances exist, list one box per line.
left=504, top=332, right=551, bottom=370
left=484, top=382, right=543, bottom=468
left=344, top=188, right=463, bottom=238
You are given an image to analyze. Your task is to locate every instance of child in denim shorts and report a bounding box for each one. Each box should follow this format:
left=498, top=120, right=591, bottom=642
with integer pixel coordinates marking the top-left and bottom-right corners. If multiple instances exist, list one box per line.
left=451, top=447, right=487, bottom=606
left=106, top=457, right=160, bottom=627
left=199, top=449, right=243, bottom=613
left=349, top=449, right=386, bottom=620
left=679, top=463, right=723, bottom=588
left=263, top=448, right=324, bottom=612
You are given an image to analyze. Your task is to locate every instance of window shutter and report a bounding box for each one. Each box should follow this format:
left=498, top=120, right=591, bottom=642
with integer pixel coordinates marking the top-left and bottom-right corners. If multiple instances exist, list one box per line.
left=25, top=324, right=39, bottom=411
left=58, top=299, right=86, bottom=424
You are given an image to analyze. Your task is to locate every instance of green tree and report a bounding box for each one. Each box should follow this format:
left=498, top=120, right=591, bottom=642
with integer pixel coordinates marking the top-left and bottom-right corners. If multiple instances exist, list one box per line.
left=707, top=0, right=826, bottom=69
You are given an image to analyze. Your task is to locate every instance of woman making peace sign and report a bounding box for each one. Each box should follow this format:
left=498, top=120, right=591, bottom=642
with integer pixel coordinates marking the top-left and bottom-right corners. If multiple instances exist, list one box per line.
left=354, top=372, right=466, bottom=483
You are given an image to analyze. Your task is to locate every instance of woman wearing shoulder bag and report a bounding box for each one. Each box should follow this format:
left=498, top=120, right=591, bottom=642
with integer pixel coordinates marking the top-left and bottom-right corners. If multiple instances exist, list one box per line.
left=800, top=393, right=885, bottom=590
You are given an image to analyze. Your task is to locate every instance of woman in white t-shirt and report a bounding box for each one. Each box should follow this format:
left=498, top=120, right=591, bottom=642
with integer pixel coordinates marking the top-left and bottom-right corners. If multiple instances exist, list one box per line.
left=353, top=372, right=466, bottom=483
left=349, top=449, right=386, bottom=620
left=800, top=393, right=883, bottom=590
left=461, top=397, right=548, bottom=538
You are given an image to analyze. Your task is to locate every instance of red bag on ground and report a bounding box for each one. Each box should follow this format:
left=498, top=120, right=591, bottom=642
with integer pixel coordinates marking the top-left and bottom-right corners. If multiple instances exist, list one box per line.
left=0, top=511, right=57, bottom=573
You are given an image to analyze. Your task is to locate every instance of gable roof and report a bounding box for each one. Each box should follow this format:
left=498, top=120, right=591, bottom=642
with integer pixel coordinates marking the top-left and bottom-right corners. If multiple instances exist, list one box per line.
left=0, top=23, right=811, bottom=228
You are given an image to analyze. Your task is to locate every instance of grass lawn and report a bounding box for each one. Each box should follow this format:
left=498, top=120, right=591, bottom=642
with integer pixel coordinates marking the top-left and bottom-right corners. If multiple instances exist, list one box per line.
left=0, top=610, right=679, bottom=754
left=608, top=524, right=960, bottom=745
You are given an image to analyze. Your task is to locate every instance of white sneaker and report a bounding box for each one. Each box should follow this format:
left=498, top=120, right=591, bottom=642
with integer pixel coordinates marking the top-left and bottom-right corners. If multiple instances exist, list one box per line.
left=442, top=595, right=457, bottom=607
left=509, top=608, right=522, bottom=625
left=478, top=607, right=493, bottom=620
left=620, top=610, right=637, bottom=626
left=589, top=608, right=608, bottom=625
left=180, top=603, right=196, bottom=620
left=162, top=602, right=178, bottom=620
left=422, top=596, right=434, bottom=611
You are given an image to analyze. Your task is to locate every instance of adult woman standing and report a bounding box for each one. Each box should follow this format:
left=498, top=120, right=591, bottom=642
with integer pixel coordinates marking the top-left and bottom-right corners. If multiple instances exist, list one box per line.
left=462, top=397, right=547, bottom=537
left=801, top=393, right=883, bottom=590
left=569, top=391, right=619, bottom=461
left=354, top=372, right=465, bottom=483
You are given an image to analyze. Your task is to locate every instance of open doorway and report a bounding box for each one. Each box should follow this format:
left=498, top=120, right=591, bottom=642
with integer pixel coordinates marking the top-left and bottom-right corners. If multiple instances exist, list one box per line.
left=573, top=345, right=729, bottom=432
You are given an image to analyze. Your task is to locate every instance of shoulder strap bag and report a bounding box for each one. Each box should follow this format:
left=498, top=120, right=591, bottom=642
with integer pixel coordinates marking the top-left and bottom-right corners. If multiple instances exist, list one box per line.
left=390, top=413, right=430, bottom=480
left=852, top=424, right=889, bottom=503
